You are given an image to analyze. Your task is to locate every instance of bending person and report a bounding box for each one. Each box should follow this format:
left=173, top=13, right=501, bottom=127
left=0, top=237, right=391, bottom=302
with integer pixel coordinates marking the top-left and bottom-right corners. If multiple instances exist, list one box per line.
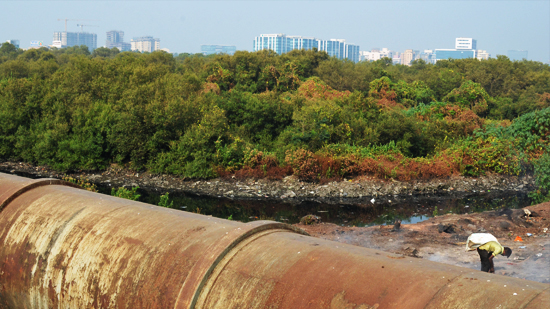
left=466, top=233, right=512, bottom=273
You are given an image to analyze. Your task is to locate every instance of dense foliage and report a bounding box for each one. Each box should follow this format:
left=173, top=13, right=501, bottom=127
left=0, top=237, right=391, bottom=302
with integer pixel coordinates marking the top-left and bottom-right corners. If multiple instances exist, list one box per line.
left=1, top=43, right=549, bottom=199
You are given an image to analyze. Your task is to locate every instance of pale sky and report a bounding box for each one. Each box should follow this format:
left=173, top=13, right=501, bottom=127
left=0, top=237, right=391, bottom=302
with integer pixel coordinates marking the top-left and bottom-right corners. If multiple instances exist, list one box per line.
left=2, top=0, right=549, bottom=63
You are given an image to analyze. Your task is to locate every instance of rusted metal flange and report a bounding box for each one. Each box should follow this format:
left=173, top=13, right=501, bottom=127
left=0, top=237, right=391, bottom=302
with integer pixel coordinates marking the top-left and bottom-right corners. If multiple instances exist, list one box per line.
left=1, top=172, right=548, bottom=309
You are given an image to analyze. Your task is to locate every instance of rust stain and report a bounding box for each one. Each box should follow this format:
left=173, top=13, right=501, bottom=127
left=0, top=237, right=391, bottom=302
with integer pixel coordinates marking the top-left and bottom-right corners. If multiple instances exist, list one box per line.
left=385, top=255, right=405, bottom=259
left=330, top=291, right=379, bottom=309
left=1, top=172, right=550, bottom=309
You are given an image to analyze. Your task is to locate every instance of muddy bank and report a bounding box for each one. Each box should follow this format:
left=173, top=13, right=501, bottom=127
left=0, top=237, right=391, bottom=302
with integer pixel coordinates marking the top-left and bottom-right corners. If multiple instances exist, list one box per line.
left=0, top=161, right=537, bottom=203
left=296, top=202, right=550, bottom=283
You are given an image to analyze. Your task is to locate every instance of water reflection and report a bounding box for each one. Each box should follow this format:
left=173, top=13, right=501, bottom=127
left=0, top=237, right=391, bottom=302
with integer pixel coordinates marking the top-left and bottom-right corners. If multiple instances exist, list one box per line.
left=7, top=171, right=532, bottom=226
left=99, top=185, right=531, bottom=227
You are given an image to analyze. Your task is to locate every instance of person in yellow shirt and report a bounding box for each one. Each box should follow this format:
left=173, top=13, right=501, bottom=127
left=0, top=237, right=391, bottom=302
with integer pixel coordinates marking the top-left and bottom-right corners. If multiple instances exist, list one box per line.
left=477, top=241, right=512, bottom=273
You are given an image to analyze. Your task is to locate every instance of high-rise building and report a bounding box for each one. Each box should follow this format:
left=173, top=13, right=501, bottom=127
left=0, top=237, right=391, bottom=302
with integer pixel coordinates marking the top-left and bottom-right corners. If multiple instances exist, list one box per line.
left=253, top=34, right=288, bottom=54
left=201, top=45, right=237, bottom=56
left=287, top=36, right=319, bottom=52
left=359, top=48, right=393, bottom=62
left=401, top=49, right=415, bottom=66
left=392, top=54, right=401, bottom=65
left=434, top=37, right=478, bottom=63
left=253, top=34, right=359, bottom=62
left=106, top=30, right=131, bottom=51
left=418, top=50, right=436, bottom=64
left=52, top=31, right=97, bottom=51
left=131, top=36, right=160, bottom=53
left=6, top=40, right=19, bottom=49
left=477, top=50, right=491, bottom=60
left=507, top=50, right=528, bottom=61
left=434, top=49, right=476, bottom=62
left=455, top=38, right=477, bottom=50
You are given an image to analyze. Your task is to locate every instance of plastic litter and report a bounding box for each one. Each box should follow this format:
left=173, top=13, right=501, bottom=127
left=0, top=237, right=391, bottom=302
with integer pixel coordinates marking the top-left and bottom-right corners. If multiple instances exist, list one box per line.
left=526, top=233, right=532, bottom=237
left=514, top=236, right=523, bottom=242
left=536, top=253, right=543, bottom=257
left=519, top=246, right=526, bottom=249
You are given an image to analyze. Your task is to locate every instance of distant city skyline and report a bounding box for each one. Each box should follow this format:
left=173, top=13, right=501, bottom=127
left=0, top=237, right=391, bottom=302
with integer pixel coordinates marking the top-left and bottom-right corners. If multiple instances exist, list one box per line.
left=2, top=1, right=549, bottom=63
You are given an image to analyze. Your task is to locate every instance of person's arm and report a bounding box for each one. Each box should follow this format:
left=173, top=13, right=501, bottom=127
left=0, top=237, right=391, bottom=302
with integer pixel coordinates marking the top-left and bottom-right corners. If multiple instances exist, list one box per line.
left=488, top=254, right=495, bottom=273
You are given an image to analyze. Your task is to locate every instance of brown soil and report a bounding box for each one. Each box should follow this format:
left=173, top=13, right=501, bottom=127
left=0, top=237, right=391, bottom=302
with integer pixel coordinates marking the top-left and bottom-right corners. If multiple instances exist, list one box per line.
left=295, top=202, right=550, bottom=283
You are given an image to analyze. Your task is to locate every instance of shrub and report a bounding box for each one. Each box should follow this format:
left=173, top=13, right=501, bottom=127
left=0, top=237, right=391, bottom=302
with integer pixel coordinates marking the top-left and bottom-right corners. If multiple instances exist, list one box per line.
left=111, top=186, right=141, bottom=201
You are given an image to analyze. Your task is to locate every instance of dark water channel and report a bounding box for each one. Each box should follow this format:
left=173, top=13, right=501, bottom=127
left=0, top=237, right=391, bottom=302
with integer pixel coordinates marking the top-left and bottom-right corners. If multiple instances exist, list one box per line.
left=6, top=171, right=532, bottom=227
left=99, top=185, right=531, bottom=227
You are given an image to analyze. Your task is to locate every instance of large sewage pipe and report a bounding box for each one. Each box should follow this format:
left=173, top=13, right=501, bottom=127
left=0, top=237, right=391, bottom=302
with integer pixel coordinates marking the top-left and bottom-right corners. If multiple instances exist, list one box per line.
left=0, top=172, right=548, bottom=308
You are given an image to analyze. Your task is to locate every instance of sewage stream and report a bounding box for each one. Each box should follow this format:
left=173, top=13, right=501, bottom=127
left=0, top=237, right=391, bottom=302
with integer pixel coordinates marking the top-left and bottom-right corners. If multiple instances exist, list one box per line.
left=100, top=185, right=532, bottom=227
left=6, top=170, right=532, bottom=227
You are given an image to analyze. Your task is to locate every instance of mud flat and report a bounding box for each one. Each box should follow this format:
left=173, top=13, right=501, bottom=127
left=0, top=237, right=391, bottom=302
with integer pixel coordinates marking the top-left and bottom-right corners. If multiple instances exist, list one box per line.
left=296, top=202, right=550, bottom=283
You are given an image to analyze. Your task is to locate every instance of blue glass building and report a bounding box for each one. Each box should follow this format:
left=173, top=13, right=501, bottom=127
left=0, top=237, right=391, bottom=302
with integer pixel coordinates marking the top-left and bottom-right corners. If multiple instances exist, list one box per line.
left=507, top=50, right=528, bottom=61
left=201, top=45, right=237, bottom=56
left=435, top=49, right=475, bottom=62
left=253, top=34, right=359, bottom=62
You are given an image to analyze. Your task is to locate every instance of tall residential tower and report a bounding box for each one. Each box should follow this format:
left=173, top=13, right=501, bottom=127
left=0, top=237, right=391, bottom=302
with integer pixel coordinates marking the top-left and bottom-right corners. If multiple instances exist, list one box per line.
left=52, top=31, right=97, bottom=51
left=106, top=31, right=131, bottom=51
left=131, top=36, right=160, bottom=53
left=253, top=34, right=359, bottom=62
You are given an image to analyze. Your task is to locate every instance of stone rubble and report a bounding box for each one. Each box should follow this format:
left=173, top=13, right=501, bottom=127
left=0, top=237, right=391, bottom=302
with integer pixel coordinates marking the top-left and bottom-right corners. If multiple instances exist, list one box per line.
left=0, top=161, right=537, bottom=203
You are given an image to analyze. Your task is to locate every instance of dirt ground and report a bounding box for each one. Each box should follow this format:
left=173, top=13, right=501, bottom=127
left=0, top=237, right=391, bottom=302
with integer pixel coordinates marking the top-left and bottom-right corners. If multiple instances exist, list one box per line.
left=295, top=202, right=550, bottom=283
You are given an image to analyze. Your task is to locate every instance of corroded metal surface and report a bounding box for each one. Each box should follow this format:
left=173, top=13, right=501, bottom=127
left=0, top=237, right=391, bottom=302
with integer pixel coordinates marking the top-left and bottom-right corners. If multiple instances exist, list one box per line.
left=1, top=172, right=549, bottom=308
left=195, top=231, right=550, bottom=308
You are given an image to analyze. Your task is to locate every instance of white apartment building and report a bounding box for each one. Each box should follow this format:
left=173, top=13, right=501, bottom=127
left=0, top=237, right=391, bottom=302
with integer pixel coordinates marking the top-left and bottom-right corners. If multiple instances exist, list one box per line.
left=476, top=50, right=490, bottom=60
left=455, top=38, right=477, bottom=50
left=131, top=36, right=160, bottom=53
left=359, top=48, right=393, bottom=62
left=401, top=49, right=415, bottom=66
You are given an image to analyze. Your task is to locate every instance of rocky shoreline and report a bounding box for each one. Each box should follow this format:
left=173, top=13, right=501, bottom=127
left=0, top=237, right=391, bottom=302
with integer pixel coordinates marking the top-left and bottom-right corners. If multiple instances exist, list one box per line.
left=0, top=161, right=537, bottom=203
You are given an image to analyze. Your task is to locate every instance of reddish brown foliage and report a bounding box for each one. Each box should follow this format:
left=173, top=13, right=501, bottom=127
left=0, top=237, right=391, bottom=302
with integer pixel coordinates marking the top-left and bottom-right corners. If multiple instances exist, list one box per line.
left=202, top=82, right=221, bottom=95
left=372, top=89, right=402, bottom=109
left=537, top=92, right=550, bottom=109
left=417, top=104, right=485, bottom=135
left=220, top=146, right=475, bottom=182
left=297, top=79, right=351, bottom=101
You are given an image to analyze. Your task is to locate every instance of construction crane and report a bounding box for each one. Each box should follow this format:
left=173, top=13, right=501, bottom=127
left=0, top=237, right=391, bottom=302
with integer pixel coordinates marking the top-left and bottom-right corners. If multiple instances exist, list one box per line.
left=57, top=19, right=98, bottom=32
left=76, top=24, right=99, bottom=32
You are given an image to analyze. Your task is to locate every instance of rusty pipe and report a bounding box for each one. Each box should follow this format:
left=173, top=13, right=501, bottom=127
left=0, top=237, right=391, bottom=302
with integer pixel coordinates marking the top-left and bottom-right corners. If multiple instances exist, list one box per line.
left=0, top=172, right=548, bottom=308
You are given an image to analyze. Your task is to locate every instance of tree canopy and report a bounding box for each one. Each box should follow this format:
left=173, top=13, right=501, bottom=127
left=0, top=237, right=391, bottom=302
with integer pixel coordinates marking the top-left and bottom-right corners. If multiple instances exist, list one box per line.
left=0, top=44, right=549, bottom=200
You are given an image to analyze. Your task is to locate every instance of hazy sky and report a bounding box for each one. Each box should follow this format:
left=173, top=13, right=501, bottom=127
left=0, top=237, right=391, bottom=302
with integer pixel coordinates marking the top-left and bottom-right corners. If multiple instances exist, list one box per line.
left=2, top=0, right=549, bottom=62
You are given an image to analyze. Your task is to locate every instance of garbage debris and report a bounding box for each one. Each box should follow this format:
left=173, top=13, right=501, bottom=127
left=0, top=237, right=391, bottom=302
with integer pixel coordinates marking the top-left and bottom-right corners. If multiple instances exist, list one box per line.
left=536, top=253, right=543, bottom=257
left=370, top=198, right=375, bottom=204
left=519, top=246, right=526, bottom=249
left=526, top=233, right=533, bottom=237
left=514, top=236, right=523, bottom=242
left=300, top=214, right=321, bottom=225
left=438, top=223, right=458, bottom=234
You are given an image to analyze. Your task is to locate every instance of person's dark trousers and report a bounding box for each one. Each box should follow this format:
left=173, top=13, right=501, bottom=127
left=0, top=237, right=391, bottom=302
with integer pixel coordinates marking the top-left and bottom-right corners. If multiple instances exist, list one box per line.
left=477, top=248, right=493, bottom=272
